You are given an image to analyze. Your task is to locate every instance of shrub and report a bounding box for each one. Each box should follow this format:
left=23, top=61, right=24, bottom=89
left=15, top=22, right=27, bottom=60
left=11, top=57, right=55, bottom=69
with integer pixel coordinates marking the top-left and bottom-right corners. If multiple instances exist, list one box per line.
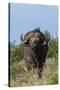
left=44, top=31, right=58, bottom=59
left=10, top=44, right=24, bottom=64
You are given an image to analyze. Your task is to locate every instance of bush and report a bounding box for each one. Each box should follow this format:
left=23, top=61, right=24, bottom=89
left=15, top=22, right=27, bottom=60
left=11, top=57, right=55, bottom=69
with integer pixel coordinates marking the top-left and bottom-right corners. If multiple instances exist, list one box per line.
left=10, top=44, right=24, bottom=64
left=48, top=37, right=58, bottom=59
left=44, top=31, right=58, bottom=59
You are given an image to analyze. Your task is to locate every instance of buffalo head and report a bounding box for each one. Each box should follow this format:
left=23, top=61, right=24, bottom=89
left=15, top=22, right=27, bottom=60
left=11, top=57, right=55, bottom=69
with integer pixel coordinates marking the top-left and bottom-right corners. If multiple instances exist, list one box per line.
left=21, top=28, right=49, bottom=48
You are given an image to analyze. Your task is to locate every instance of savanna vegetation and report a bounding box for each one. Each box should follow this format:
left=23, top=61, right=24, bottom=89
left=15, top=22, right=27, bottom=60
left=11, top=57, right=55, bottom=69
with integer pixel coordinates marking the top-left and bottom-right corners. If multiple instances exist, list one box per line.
left=9, top=31, right=58, bottom=87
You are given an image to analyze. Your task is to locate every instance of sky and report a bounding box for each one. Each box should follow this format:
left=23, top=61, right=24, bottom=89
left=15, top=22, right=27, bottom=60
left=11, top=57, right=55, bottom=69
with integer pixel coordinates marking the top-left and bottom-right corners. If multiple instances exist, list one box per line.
left=10, top=3, right=58, bottom=45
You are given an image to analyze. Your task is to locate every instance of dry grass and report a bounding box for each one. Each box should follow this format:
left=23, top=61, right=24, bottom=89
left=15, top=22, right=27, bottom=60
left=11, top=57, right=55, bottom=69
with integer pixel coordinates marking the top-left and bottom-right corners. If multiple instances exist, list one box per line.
left=9, top=58, right=58, bottom=87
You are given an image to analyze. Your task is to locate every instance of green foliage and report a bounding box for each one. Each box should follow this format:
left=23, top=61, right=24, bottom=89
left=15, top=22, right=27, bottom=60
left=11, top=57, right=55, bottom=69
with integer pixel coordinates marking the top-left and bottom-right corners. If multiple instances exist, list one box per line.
left=44, top=31, right=58, bottom=59
left=47, top=57, right=58, bottom=84
left=47, top=74, right=58, bottom=84
left=48, top=37, right=58, bottom=59
left=10, top=44, right=24, bottom=64
left=44, top=30, right=51, bottom=41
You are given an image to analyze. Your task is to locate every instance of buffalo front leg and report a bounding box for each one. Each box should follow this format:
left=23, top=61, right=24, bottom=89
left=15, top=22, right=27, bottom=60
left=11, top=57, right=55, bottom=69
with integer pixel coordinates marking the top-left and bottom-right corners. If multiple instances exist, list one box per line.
left=38, top=61, right=45, bottom=78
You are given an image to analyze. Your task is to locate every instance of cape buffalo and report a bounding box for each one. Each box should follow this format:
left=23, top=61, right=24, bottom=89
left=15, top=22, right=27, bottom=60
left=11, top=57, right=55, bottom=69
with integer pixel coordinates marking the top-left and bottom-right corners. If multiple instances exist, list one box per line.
left=21, top=27, right=49, bottom=77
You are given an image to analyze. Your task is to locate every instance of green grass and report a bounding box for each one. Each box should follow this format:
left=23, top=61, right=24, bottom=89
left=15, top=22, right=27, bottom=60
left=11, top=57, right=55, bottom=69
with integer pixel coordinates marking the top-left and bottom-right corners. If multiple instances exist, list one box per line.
left=47, top=58, right=58, bottom=84
left=47, top=74, right=58, bottom=84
